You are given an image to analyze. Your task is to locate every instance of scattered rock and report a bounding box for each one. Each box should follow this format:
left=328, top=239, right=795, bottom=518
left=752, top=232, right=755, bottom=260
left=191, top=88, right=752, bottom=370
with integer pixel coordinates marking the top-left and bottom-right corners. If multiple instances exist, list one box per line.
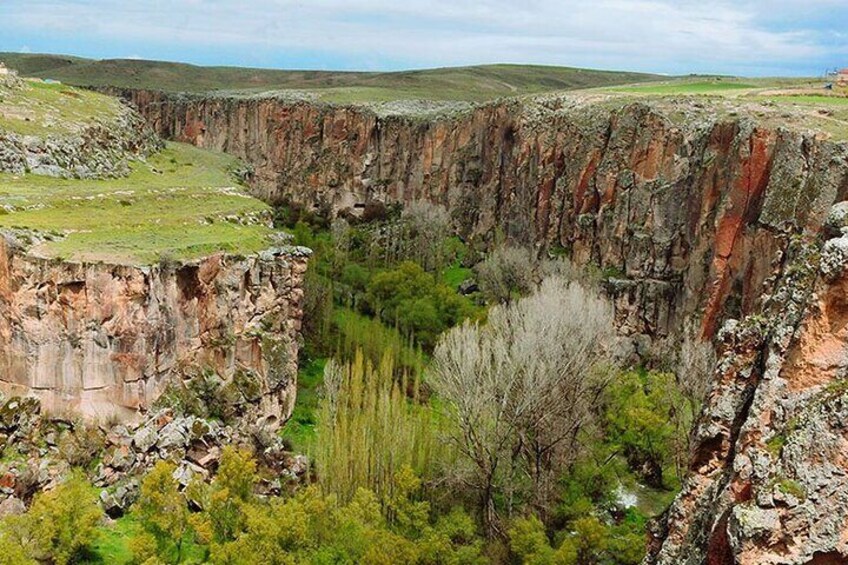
left=0, top=496, right=25, bottom=517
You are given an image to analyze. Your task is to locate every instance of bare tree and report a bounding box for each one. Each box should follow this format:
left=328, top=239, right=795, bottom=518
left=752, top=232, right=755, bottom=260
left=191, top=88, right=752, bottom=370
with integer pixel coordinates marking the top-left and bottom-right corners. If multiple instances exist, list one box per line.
left=428, top=276, right=619, bottom=535
left=474, top=246, right=537, bottom=303
left=401, top=201, right=451, bottom=272
left=366, top=200, right=452, bottom=272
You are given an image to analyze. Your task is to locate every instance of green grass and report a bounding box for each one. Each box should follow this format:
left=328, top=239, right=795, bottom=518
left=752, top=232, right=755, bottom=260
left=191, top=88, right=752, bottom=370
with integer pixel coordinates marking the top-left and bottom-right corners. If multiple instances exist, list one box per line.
left=0, top=53, right=666, bottom=102
left=612, top=80, right=758, bottom=95
left=87, top=515, right=143, bottom=564
left=280, top=358, right=327, bottom=451
left=0, top=79, right=124, bottom=136
left=442, top=263, right=472, bottom=289
left=0, top=142, right=278, bottom=264
left=86, top=514, right=207, bottom=564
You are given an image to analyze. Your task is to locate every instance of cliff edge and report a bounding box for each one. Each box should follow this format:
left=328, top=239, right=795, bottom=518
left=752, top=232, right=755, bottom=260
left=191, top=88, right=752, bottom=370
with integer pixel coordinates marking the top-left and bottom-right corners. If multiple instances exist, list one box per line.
left=0, top=77, right=309, bottom=426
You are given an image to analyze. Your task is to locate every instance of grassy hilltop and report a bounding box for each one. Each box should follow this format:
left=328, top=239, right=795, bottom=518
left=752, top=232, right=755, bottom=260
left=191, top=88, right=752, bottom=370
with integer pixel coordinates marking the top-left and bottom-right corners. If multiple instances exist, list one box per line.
left=0, top=78, right=277, bottom=265
left=0, top=143, right=275, bottom=264
left=0, top=52, right=665, bottom=102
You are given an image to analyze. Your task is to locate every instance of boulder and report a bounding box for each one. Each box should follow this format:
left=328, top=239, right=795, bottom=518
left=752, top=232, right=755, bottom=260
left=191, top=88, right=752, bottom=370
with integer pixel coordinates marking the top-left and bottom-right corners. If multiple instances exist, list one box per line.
left=0, top=496, right=25, bottom=517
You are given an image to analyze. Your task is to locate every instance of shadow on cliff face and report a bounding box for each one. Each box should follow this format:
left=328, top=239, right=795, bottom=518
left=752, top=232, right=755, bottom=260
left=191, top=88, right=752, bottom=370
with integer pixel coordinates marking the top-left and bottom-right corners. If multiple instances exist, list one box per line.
left=176, top=264, right=202, bottom=301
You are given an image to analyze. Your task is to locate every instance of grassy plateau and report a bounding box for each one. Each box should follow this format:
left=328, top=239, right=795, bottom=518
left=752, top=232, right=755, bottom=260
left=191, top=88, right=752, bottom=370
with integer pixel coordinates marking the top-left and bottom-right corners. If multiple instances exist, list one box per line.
left=0, top=79, right=125, bottom=136
left=0, top=141, right=276, bottom=265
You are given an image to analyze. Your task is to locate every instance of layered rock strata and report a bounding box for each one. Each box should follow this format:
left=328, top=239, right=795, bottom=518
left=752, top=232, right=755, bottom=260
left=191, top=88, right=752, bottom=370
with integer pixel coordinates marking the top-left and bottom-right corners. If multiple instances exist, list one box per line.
left=121, top=91, right=848, bottom=341
left=0, top=236, right=309, bottom=424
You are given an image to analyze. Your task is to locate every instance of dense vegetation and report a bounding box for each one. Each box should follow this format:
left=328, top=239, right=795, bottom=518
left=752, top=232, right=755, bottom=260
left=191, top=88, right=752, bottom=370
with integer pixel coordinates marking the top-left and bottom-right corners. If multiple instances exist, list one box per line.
left=0, top=200, right=709, bottom=564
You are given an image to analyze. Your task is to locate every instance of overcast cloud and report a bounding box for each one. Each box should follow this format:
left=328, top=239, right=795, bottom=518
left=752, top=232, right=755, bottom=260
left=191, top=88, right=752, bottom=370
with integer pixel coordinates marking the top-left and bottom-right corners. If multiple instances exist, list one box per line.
left=2, top=0, right=846, bottom=75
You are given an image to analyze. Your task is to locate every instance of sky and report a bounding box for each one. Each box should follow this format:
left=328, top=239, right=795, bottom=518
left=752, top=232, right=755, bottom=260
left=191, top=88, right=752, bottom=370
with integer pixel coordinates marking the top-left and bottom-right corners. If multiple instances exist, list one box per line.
left=2, top=0, right=847, bottom=76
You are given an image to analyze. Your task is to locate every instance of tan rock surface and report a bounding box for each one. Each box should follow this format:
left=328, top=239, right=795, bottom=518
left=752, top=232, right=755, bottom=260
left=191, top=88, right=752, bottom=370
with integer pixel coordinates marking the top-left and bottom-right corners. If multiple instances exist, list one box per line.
left=0, top=237, right=308, bottom=424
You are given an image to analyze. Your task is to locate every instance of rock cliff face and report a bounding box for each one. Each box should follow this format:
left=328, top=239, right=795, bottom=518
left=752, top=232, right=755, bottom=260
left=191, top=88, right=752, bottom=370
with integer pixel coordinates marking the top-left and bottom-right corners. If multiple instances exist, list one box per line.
left=121, top=90, right=847, bottom=341
left=0, top=235, right=309, bottom=425
left=122, top=89, right=848, bottom=563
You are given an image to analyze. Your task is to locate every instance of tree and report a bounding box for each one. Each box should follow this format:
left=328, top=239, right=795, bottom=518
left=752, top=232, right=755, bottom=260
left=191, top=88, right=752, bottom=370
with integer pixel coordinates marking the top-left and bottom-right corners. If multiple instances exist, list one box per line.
left=366, top=261, right=474, bottom=348
left=605, top=371, right=696, bottom=488
left=209, top=478, right=484, bottom=565
left=474, top=245, right=537, bottom=303
left=134, top=461, right=193, bottom=564
left=191, top=447, right=258, bottom=549
left=400, top=201, right=452, bottom=272
left=428, top=276, right=618, bottom=534
left=4, top=471, right=102, bottom=565
left=315, top=351, right=448, bottom=505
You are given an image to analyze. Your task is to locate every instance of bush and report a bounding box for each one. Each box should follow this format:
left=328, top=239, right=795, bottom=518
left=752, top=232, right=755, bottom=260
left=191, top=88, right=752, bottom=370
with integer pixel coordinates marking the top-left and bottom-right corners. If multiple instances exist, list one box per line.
left=0, top=530, right=34, bottom=565
left=56, top=422, right=105, bottom=469
left=1, top=471, right=102, bottom=565
left=508, top=513, right=643, bottom=565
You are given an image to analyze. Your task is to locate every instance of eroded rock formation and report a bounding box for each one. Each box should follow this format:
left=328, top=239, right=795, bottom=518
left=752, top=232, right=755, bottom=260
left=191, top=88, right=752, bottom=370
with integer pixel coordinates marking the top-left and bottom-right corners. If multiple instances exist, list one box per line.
left=0, top=237, right=309, bottom=424
left=121, top=89, right=848, bottom=563
left=121, top=91, right=847, bottom=341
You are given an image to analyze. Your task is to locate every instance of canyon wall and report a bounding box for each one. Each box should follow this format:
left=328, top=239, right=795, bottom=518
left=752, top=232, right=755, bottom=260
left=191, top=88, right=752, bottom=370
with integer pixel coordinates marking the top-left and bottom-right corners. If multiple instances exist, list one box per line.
left=121, top=89, right=848, bottom=563
left=121, top=90, right=848, bottom=342
left=0, top=236, right=309, bottom=425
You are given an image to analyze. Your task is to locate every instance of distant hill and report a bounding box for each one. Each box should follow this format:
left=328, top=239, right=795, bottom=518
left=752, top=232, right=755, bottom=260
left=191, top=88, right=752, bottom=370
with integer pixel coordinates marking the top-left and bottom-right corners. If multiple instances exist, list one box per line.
left=0, top=52, right=666, bottom=102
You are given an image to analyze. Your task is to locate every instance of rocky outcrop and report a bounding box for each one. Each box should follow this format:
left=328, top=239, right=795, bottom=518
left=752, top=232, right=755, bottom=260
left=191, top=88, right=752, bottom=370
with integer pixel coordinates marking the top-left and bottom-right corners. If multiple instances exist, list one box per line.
left=0, top=235, right=309, bottom=425
left=0, top=108, right=160, bottom=178
left=0, top=66, right=22, bottom=89
left=646, top=211, right=848, bottom=565
left=119, top=89, right=848, bottom=563
left=0, top=393, right=309, bottom=516
left=0, top=77, right=160, bottom=179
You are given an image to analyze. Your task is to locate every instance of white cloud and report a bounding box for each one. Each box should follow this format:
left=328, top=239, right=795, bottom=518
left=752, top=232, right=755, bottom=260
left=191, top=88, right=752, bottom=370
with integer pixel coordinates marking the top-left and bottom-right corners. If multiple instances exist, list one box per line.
left=3, top=0, right=845, bottom=74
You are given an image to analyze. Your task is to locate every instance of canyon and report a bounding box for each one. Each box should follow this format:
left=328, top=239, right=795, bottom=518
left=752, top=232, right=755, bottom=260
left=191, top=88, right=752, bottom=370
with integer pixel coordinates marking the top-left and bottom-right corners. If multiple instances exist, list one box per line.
left=0, top=80, right=308, bottom=426
left=119, top=88, right=848, bottom=564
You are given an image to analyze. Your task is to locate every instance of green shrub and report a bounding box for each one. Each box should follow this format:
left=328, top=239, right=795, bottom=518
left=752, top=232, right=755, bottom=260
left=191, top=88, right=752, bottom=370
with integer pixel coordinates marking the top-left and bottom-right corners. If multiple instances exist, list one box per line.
left=1, top=471, right=102, bottom=565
